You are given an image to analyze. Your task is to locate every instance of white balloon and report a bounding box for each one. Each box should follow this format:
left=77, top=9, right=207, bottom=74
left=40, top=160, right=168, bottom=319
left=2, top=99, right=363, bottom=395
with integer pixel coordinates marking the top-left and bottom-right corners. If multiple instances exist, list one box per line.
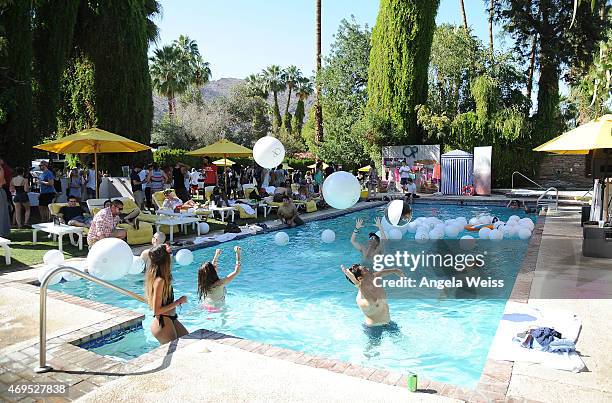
left=129, top=256, right=146, bottom=274
left=274, top=231, right=289, bottom=246
left=322, top=171, right=361, bottom=209
left=385, top=200, right=404, bottom=226
left=87, top=238, right=133, bottom=281
left=62, top=260, right=86, bottom=281
left=460, top=235, right=476, bottom=250
left=478, top=227, right=492, bottom=239
left=253, top=136, right=286, bottom=169
left=518, top=228, right=532, bottom=240
left=198, top=222, right=210, bottom=234
left=489, top=229, right=504, bottom=241
left=493, top=221, right=505, bottom=229
left=519, top=218, right=535, bottom=230
left=321, top=229, right=336, bottom=243
left=417, top=225, right=430, bottom=234
left=407, top=221, right=419, bottom=233
left=469, top=217, right=479, bottom=225
left=175, top=249, right=194, bottom=266
left=508, top=226, right=519, bottom=238
left=38, top=264, right=62, bottom=285
left=387, top=228, right=403, bottom=240
left=415, top=231, right=429, bottom=244
left=444, top=225, right=460, bottom=239
left=429, top=228, right=444, bottom=240
left=508, top=215, right=520, bottom=223
left=456, top=217, right=468, bottom=226
left=43, top=249, right=64, bottom=266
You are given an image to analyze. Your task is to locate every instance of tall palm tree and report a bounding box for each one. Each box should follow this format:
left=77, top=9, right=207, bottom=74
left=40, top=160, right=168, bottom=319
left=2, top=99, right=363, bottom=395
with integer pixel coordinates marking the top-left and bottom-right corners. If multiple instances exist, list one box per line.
left=246, top=73, right=268, bottom=98
left=314, top=0, right=323, bottom=143
left=175, top=35, right=200, bottom=62
left=281, top=66, right=302, bottom=116
left=150, top=45, right=191, bottom=115
left=144, top=0, right=162, bottom=44
left=459, top=0, right=468, bottom=31
left=488, top=0, right=494, bottom=62
left=262, top=65, right=284, bottom=132
left=293, top=77, right=314, bottom=136
left=193, top=56, right=212, bottom=89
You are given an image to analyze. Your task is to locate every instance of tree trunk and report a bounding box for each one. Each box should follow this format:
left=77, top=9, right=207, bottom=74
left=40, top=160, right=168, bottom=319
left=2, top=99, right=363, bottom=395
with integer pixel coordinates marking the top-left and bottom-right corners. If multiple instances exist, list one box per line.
left=273, top=91, right=282, bottom=131
left=167, top=95, right=174, bottom=116
left=526, top=35, right=537, bottom=103
left=488, top=0, right=494, bottom=62
left=459, top=0, right=468, bottom=31
left=284, top=86, right=292, bottom=117
left=315, top=0, right=323, bottom=143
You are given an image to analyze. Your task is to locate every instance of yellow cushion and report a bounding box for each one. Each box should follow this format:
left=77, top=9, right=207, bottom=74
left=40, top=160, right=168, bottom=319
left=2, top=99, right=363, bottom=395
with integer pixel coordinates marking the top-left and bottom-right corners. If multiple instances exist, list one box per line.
left=305, top=200, right=317, bottom=213
left=360, top=190, right=368, bottom=199
left=121, top=198, right=138, bottom=214
left=204, top=186, right=215, bottom=201
left=117, top=221, right=154, bottom=245
left=49, top=203, right=67, bottom=216
left=234, top=205, right=256, bottom=219
left=152, top=190, right=170, bottom=209
left=244, top=187, right=258, bottom=199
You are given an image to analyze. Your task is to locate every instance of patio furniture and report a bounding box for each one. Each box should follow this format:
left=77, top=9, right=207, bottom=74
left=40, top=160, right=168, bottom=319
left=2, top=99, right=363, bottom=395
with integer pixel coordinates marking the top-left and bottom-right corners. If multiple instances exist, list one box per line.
left=0, top=237, right=11, bottom=265
left=209, top=206, right=235, bottom=223
left=86, top=197, right=154, bottom=245
left=154, top=216, right=201, bottom=243
left=32, top=223, right=84, bottom=252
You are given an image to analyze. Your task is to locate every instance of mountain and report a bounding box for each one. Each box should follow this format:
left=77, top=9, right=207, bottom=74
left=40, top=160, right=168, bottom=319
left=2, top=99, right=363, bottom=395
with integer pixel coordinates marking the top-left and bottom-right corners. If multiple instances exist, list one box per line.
left=152, top=77, right=314, bottom=120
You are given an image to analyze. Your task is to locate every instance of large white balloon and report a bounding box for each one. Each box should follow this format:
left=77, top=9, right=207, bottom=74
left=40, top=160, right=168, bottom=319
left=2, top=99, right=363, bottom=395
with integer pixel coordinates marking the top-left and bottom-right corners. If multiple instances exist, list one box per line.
left=38, top=264, right=62, bottom=285
left=129, top=256, right=146, bottom=274
left=175, top=249, right=194, bottom=266
left=489, top=229, right=504, bottom=241
left=415, top=231, right=429, bottom=244
left=460, top=235, right=476, bottom=250
left=274, top=231, right=289, bottom=246
left=478, top=227, right=492, bottom=239
left=322, top=171, right=361, bottom=209
left=198, top=222, right=210, bottom=234
left=387, top=228, right=403, bottom=240
left=508, top=226, right=519, bottom=238
left=429, top=228, right=444, bottom=240
left=468, top=217, right=479, bottom=225
left=518, top=228, right=532, bottom=240
left=253, top=136, right=286, bottom=169
left=43, top=249, right=64, bottom=266
left=321, top=229, right=336, bottom=243
left=444, top=225, right=461, bottom=239
left=407, top=221, right=419, bottom=233
left=508, top=215, right=520, bottom=223
left=519, top=218, right=535, bottom=230
left=87, top=238, right=133, bottom=281
left=385, top=199, right=412, bottom=227
left=62, top=260, right=86, bottom=281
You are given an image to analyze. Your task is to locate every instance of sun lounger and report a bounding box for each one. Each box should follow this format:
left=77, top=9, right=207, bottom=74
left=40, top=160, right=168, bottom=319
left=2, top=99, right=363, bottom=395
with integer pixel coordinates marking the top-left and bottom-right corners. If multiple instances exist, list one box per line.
left=0, top=237, right=11, bottom=265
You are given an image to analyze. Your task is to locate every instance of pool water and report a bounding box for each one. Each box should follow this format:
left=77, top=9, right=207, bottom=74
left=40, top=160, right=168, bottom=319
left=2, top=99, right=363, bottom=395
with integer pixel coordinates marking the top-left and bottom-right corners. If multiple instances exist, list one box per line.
left=51, top=205, right=536, bottom=388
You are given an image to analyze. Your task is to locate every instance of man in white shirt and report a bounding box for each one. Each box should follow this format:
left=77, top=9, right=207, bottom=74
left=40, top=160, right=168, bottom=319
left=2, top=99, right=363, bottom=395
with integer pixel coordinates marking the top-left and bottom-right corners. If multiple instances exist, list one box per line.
left=405, top=178, right=419, bottom=200
left=85, top=163, right=96, bottom=200
left=138, top=165, right=150, bottom=209
left=399, top=161, right=411, bottom=192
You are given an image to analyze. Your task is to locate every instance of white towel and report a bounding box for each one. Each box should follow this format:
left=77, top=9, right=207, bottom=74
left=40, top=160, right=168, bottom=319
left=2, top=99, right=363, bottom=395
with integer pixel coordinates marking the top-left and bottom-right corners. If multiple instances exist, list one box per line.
left=488, top=301, right=584, bottom=372
left=215, top=233, right=239, bottom=243
left=265, top=186, right=276, bottom=194
left=236, top=203, right=255, bottom=215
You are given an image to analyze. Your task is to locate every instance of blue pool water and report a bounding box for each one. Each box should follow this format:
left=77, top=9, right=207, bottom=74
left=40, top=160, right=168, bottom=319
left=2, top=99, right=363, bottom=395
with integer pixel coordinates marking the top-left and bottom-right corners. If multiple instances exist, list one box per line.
left=51, top=205, right=536, bottom=388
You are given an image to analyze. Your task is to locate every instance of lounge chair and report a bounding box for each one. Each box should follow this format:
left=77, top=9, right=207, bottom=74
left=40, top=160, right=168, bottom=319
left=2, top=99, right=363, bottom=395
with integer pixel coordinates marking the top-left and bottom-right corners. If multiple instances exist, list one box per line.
left=86, top=198, right=154, bottom=245
left=0, top=237, right=11, bottom=265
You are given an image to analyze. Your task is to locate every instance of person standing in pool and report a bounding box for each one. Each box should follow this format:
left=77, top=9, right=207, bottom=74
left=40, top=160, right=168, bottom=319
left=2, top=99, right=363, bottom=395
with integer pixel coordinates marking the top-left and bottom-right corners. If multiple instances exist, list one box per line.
left=197, top=246, right=241, bottom=309
left=144, top=244, right=189, bottom=344
left=351, top=217, right=387, bottom=263
left=341, top=264, right=404, bottom=345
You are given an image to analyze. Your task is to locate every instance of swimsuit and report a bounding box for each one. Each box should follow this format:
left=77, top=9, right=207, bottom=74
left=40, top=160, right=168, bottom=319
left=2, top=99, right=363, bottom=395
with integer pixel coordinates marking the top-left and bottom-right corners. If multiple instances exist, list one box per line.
left=362, top=321, right=400, bottom=342
left=155, top=285, right=178, bottom=327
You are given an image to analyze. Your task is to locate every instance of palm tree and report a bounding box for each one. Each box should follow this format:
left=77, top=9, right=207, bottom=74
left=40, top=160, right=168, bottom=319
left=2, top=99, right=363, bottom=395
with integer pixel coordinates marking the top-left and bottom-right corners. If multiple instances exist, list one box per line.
left=293, top=77, right=314, bottom=136
left=245, top=73, right=268, bottom=98
left=261, top=65, right=284, bottom=132
left=281, top=66, right=302, bottom=132
left=193, top=56, right=212, bottom=89
left=459, top=0, right=468, bottom=31
left=150, top=45, right=191, bottom=115
left=315, top=0, right=323, bottom=143
left=144, top=0, right=162, bottom=44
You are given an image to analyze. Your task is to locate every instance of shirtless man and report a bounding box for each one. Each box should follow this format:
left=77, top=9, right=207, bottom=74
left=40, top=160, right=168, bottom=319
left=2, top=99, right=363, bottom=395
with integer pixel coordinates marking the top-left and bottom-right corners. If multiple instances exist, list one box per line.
left=351, top=217, right=387, bottom=263
left=277, top=195, right=303, bottom=227
left=341, top=264, right=404, bottom=345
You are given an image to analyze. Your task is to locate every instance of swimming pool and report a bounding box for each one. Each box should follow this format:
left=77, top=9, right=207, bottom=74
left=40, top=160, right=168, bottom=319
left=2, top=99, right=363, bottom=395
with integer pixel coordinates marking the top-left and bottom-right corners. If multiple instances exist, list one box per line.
left=51, top=205, right=536, bottom=388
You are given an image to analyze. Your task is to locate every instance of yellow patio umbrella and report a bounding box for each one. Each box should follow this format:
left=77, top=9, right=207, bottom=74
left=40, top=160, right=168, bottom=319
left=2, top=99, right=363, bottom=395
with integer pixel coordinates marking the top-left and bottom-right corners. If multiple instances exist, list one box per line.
left=307, top=162, right=329, bottom=169
left=187, top=139, right=253, bottom=193
left=213, top=158, right=235, bottom=166
left=358, top=165, right=371, bottom=172
left=533, top=114, right=612, bottom=155
left=33, top=127, right=150, bottom=197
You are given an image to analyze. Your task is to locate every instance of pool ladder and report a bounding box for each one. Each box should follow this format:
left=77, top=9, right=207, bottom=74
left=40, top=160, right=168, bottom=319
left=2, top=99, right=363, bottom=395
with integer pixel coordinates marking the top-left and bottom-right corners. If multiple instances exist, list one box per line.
left=35, top=265, right=147, bottom=373
left=537, top=187, right=559, bottom=211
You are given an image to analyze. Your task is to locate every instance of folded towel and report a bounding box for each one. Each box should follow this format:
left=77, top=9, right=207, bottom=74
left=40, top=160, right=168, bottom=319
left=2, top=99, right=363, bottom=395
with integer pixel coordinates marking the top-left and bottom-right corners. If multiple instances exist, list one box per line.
left=488, top=301, right=584, bottom=372
left=236, top=203, right=256, bottom=215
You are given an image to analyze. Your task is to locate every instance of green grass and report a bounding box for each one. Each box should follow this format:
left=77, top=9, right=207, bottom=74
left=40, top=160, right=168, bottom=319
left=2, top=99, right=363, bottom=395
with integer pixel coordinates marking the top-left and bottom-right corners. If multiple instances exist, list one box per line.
left=1, top=228, right=88, bottom=270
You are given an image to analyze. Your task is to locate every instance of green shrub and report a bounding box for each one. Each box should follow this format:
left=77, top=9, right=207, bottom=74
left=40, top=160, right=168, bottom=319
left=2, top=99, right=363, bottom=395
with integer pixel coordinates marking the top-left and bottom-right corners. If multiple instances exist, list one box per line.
left=153, top=149, right=201, bottom=168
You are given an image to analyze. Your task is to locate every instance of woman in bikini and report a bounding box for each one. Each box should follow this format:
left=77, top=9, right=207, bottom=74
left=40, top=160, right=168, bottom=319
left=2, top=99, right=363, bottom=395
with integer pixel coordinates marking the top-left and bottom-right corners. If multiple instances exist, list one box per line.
left=197, top=246, right=241, bottom=310
left=144, top=244, right=189, bottom=344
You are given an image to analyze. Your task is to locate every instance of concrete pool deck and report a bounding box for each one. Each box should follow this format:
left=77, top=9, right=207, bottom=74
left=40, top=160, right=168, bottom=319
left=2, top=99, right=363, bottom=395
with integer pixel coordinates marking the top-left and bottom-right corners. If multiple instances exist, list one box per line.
left=0, top=201, right=610, bottom=402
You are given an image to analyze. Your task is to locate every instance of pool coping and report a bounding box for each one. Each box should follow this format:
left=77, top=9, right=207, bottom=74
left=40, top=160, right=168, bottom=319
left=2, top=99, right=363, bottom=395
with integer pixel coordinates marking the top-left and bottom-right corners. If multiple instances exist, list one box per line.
left=0, top=202, right=546, bottom=402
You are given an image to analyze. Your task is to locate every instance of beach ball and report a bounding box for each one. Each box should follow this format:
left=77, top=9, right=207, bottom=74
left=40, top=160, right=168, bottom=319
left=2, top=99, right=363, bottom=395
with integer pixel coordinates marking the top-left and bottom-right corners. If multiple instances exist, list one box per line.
left=385, top=200, right=413, bottom=227
left=87, top=238, right=133, bottom=281
left=253, top=136, right=285, bottom=169
left=415, top=231, right=429, bottom=244
left=43, top=249, right=64, bottom=266
left=322, top=171, right=361, bottom=209
left=489, top=229, right=504, bottom=241
left=460, top=235, right=476, bottom=250
left=129, top=256, right=146, bottom=274
left=321, top=229, right=336, bottom=243
left=198, top=222, right=210, bottom=234
left=175, top=249, right=194, bottom=266
left=518, top=228, right=532, bottom=240
left=387, top=228, right=403, bottom=240
left=62, top=260, right=86, bottom=281
left=274, top=232, right=289, bottom=246
left=444, top=225, right=461, bottom=239
left=478, top=227, right=492, bottom=239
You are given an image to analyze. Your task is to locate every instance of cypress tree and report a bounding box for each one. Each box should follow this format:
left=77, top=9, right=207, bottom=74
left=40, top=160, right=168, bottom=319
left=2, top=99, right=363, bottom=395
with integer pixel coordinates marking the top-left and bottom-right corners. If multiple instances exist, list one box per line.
left=367, top=0, right=440, bottom=144
left=0, top=0, right=34, bottom=167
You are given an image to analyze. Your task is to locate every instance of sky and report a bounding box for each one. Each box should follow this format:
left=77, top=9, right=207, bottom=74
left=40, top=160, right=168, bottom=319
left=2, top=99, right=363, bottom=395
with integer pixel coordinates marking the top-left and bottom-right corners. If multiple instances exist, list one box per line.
left=154, top=0, right=506, bottom=80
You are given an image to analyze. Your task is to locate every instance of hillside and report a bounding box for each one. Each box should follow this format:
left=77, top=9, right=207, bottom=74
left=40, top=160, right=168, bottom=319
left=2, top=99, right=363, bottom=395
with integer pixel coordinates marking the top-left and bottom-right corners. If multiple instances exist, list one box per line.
left=153, top=77, right=314, bottom=120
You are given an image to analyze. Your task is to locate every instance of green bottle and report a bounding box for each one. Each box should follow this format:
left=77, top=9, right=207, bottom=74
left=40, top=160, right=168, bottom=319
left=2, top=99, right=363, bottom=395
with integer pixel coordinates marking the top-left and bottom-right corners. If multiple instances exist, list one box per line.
left=407, top=372, right=418, bottom=392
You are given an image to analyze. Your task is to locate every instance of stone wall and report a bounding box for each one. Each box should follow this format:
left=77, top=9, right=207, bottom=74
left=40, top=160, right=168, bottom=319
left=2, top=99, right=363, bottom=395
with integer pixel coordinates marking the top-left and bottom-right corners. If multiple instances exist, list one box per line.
left=535, top=154, right=593, bottom=189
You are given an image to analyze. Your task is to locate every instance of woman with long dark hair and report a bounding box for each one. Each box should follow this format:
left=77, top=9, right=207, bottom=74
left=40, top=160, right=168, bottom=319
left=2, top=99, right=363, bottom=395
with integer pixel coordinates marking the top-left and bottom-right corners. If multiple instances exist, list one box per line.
left=197, top=246, right=241, bottom=310
left=144, top=244, right=189, bottom=344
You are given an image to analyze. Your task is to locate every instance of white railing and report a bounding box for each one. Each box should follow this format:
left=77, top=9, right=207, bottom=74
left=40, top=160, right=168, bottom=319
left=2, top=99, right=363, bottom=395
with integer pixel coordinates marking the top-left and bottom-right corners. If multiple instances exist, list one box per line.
left=537, top=187, right=559, bottom=211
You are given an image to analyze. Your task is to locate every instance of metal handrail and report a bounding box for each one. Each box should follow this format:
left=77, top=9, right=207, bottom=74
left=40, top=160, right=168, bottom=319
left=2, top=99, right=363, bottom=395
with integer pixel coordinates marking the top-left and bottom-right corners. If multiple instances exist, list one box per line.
left=511, top=171, right=545, bottom=190
left=35, top=265, right=147, bottom=373
left=537, top=187, right=559, bottom=210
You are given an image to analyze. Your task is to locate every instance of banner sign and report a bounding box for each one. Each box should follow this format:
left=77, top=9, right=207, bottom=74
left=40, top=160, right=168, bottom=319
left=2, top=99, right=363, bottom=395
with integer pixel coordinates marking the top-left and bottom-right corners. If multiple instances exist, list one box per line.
left=381, top=145, right=440, bottom=167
